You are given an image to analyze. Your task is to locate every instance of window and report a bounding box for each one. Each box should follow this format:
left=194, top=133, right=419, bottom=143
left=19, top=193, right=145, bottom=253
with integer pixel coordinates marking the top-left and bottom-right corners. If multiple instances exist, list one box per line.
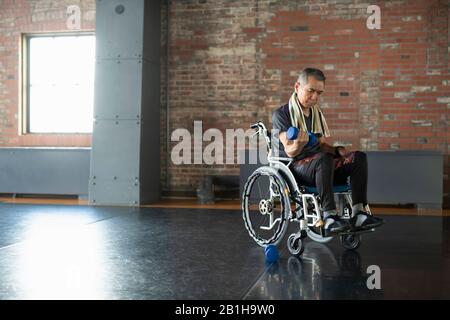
left=23, top=34, right=95, bottom=133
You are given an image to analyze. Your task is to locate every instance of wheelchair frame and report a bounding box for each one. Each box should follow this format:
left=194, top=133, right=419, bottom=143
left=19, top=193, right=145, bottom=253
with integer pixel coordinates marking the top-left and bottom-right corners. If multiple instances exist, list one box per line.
left=242, top=121, right=373, bottom=255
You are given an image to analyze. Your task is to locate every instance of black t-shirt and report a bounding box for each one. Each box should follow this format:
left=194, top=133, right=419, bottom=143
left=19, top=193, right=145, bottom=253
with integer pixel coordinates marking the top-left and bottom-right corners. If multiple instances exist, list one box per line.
left=272, top=103, right=323, bottom=160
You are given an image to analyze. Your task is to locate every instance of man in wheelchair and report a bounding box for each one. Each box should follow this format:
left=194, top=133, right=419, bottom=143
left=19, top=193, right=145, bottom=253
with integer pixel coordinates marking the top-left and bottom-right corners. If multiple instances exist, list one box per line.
left=272, top=68, right=384, bottom=237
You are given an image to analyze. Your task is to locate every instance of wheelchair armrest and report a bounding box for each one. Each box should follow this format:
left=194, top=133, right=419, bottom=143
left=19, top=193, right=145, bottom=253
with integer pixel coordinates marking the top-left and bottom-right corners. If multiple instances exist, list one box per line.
left=268, top=156, right=293, bottom=163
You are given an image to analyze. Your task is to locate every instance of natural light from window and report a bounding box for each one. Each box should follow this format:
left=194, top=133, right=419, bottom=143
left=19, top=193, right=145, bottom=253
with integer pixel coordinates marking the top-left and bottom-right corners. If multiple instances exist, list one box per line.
left=28, top=35, right=95, bottom=133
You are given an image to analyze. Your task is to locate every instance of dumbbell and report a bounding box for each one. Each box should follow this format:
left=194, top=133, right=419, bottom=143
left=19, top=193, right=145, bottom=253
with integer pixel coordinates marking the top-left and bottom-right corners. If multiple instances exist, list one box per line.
left=286, top=127, right=317, bottom=147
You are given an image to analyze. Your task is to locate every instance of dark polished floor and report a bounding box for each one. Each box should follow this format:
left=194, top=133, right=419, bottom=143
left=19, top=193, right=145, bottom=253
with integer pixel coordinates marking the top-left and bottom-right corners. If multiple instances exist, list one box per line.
left=0, top=203, right=449, bottom=299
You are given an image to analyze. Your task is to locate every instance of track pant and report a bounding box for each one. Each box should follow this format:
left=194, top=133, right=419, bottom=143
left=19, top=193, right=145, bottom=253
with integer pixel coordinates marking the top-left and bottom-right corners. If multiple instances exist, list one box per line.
left=291, top=151, right=368, bottom=212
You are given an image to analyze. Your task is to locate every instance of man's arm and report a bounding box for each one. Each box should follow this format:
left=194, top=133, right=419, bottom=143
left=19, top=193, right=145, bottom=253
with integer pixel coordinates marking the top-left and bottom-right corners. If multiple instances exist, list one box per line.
left=272, top=106, right=309, bottom=158
left=279, top=131, right=309, bottom=158
left=319, top=137, right=346, bottom=157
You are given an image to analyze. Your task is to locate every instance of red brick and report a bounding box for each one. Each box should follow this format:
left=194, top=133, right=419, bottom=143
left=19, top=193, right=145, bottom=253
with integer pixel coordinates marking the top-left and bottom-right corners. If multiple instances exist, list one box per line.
left=1, top=0, right=449, bottom=205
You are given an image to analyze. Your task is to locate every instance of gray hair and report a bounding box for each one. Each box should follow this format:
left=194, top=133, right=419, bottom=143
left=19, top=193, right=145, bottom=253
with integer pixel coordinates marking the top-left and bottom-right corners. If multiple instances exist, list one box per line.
left=297, top=68, right=326, bottom=85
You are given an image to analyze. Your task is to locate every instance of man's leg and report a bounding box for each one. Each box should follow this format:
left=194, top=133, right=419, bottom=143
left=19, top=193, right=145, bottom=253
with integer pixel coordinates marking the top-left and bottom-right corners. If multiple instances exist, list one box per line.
left=292, top=152, right=350, bottom=235
left=334, top=151, right=384, bottom=230
left=334, top=151, right=367, bottom=205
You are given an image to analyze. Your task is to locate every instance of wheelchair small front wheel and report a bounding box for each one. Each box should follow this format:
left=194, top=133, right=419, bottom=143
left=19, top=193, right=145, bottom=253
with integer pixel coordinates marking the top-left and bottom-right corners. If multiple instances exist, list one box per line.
left=287, top=233, right=304, bottom=256
left=340, top=234, right=361, bottom=250
left=242, top=166, right=290, bottom=247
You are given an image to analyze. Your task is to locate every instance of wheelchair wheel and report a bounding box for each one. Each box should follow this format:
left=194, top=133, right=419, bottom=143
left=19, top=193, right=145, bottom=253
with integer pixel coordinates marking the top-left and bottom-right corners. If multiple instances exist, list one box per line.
left=242, top=166, right=290, bottom=247
left=340, top=234, right=361, bottom=250
left=287, top=233, right=304, bottom=256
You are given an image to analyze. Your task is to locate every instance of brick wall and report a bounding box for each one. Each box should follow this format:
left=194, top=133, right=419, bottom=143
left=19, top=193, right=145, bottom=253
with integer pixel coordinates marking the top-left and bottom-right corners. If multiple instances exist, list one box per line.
left=161, top=0, right=449, bottom=207
left=1, top=0, right=449, bottom=207
left=0, top=0, right=95, bottom=147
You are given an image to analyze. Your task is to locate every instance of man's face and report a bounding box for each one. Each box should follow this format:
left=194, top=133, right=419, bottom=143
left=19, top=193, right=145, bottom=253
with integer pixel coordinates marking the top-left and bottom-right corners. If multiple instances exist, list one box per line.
left=295, top=76, right=325, bottom=109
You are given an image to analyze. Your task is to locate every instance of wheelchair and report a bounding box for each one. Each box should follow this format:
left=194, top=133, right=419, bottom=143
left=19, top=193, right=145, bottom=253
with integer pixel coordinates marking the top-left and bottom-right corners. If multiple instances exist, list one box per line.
left=242, top=121, right=375, bottom=256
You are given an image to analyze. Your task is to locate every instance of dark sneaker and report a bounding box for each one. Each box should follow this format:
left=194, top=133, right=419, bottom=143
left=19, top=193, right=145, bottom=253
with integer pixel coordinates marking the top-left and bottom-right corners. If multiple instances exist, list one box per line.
left=350, top=211, right=384, bottom=231
left=323, top=215, right=350, bottom=236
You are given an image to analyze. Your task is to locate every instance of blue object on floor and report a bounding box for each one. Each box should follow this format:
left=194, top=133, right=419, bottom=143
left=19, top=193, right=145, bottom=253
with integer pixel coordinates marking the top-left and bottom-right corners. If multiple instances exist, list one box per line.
left=265, top=244, right=279, bottom=263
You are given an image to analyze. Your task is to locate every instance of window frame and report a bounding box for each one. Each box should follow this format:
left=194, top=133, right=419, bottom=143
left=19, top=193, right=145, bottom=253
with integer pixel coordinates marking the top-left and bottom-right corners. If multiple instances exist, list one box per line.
left=21, top=31, right=96, bottom=135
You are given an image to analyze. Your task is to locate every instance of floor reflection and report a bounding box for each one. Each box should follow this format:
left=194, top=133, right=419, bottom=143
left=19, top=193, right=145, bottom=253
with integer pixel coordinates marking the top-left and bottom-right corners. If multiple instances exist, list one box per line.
left=246, top=242, right=384, bottom=300
left=12, top=215, right=109, bottom=299
left=1, top=205, right=448, bottom=299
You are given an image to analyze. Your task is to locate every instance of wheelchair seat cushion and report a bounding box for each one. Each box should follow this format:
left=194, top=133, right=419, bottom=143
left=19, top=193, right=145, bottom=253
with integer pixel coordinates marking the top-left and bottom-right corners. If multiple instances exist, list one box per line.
left=303, top=184, right=351, bottom=194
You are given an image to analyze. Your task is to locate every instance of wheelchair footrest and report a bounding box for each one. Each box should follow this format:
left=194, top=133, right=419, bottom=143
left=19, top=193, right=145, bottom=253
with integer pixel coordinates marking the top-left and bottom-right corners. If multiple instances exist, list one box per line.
left=339, top=228, right=375, bottom=236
